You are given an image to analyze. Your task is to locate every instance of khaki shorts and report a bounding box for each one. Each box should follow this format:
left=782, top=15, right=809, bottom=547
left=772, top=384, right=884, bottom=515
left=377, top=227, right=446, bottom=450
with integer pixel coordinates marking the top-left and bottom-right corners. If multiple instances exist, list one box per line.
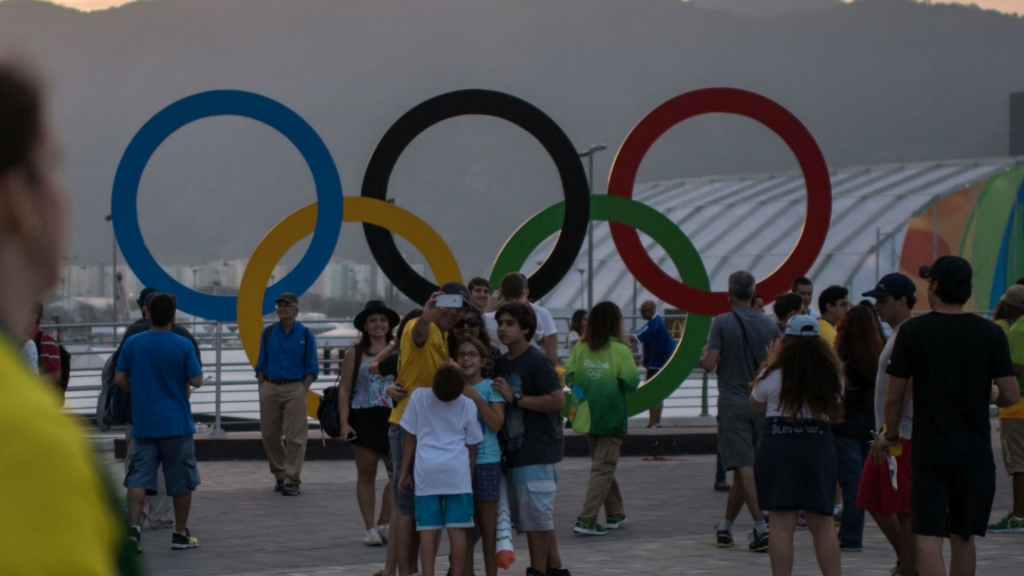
left=717, top=404, right=764, bottom=471
left=1001, top=419, right=1024, bottom=476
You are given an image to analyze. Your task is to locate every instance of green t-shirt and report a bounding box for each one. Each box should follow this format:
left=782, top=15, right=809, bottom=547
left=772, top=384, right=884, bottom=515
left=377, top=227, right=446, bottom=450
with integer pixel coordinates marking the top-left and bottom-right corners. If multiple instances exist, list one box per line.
left=565, top=337, right=640, bottom=437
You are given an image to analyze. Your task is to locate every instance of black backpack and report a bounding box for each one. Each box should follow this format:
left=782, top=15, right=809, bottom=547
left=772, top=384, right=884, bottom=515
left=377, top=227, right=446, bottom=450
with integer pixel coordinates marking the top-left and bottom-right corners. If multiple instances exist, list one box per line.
left=317, top=348, right=361, bottom=438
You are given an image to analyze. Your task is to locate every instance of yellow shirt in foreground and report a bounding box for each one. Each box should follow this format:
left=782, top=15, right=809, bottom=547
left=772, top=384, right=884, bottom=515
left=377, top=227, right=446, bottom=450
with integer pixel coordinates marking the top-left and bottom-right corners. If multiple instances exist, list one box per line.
left=0, top=337, right=121, bottom=574
left=996, top=318, right=1024, bottom=419
left=818, top=318, right=837, bottom=346
left=389, top=320, right=449, bottom=425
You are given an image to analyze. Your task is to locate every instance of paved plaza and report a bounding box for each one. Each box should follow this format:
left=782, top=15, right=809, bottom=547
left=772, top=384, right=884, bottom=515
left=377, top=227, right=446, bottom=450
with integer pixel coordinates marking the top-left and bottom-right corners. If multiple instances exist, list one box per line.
left=119, top=437, right=1023, bottom=576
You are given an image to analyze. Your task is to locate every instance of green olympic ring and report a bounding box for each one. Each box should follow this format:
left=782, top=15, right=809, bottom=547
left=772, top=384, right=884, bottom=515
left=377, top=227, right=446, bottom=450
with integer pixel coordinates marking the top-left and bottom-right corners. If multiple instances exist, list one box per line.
left=489, top=194, right=711, bottom=417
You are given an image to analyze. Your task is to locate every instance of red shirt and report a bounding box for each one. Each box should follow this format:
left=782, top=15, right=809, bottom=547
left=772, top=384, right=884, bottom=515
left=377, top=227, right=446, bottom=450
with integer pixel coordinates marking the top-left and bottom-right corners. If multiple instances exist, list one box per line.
left=31, top=328, right=61, bottom=374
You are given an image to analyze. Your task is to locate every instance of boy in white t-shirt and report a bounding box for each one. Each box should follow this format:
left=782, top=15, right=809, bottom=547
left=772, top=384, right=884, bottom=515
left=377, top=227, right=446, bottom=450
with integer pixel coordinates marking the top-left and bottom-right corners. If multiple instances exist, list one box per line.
left=399, top=362, right=484, bottom=576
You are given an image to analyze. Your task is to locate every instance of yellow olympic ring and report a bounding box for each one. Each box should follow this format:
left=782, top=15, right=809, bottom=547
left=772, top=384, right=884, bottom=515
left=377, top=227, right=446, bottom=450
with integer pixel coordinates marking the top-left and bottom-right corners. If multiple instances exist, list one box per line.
left=237, top=197, right=463, bottom=367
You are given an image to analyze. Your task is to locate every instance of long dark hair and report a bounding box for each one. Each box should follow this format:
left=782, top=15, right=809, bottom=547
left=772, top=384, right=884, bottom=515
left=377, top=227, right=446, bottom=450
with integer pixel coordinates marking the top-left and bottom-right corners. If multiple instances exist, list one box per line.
left=448, top=307, right=490, bottom=358
left=356, top=312, right=396, bottom=355
left=835, top=306, right=883, bottom=389
left=583, top=301, right=627, bottom=352
left=757, top=336, right=845, bottom=422
left=390, top=308, right=423, bottom=352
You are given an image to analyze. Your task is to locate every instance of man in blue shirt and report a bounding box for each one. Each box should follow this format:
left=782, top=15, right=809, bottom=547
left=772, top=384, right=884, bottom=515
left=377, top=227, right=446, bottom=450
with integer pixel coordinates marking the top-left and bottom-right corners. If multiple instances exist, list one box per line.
left=255, top=292, right=319, bottom=496
left=115, top=293, right=204, bottom=553
left=630, top=300, right=674, bottom=428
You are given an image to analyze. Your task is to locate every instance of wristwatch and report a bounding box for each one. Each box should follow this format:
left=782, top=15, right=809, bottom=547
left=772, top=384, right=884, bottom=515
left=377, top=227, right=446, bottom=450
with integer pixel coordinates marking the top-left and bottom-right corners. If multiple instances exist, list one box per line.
left=512, top=392, right=523, bottom=406
left=884, top=429, right=899, bottom=442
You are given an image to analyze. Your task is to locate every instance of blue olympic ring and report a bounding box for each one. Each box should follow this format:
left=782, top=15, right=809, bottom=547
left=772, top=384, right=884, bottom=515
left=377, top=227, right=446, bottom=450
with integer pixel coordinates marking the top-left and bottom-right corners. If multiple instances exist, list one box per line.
left=111, top=90, right=343, bottom=321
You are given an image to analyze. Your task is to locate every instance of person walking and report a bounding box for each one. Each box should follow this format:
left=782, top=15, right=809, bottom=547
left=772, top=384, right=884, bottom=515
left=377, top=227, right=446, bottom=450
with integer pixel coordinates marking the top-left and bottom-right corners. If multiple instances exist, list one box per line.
left=832, top=306, right=884, bottom=552
left=114, top=293, right=204, bottom=552
left=0, top=60, right=127, bottom=573
left=339, top=300, right=399, bottom=546
left=113, top=287, right=202, bottom=531
left=879, top=256, right=1020, bottom=576
left=629, top=300, right=673, bottom=428
left=255, top=292, right=319, bottom=496
left=701, top=271, right=779, bottom=552
left=750, top=315, right=844, bottom=576
left=857, top=273, right=919, bottom=576
left=567, top=302, right=640, bottom=536
left=988, top=284, right=1024, bottom=534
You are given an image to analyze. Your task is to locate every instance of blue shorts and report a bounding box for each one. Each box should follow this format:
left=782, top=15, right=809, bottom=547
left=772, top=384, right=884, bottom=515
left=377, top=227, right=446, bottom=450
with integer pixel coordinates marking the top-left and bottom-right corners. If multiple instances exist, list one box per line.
left=124, top=435, right=200, bottom=497
left=415, top=493, right=475, bottom=531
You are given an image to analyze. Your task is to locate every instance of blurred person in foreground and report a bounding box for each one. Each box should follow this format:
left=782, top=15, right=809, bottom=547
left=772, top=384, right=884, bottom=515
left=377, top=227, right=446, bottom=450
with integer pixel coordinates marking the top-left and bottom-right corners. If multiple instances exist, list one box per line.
left=0, top=61, right=129, bottom=574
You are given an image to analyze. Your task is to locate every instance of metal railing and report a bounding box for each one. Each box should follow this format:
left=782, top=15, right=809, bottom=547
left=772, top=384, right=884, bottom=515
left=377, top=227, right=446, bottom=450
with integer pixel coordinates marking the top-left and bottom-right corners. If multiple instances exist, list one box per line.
left=48, top=315, right=716, bottom=436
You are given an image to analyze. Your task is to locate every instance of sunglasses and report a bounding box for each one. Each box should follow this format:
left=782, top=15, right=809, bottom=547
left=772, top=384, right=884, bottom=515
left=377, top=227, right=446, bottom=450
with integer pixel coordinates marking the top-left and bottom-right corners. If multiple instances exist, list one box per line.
left=456, top=319, right=482, bottom=328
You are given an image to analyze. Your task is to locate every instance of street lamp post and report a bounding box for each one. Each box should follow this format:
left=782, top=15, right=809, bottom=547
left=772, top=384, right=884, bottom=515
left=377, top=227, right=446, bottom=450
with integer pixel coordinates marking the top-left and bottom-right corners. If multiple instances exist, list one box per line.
left=105, top=215, right=116, bottom=323
left=577, top=144, right=607, bottom=309
left=576, top=268, right=586, bottom=309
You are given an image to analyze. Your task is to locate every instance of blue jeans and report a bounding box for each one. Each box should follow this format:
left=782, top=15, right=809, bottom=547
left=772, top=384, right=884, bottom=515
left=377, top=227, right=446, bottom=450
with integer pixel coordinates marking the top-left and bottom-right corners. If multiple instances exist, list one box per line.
left=833, top=433, right=870, bottom=548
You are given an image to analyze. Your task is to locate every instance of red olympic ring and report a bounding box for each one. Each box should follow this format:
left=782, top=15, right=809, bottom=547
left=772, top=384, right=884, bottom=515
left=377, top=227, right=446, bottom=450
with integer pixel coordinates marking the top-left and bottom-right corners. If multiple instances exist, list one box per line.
left=607, top=88, right=832, bottom=317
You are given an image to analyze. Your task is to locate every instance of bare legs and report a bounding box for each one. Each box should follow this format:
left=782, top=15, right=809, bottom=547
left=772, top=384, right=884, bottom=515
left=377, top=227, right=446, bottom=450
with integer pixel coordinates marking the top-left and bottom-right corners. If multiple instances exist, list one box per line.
left=421, top=528, right=469, bottom=576
left=352, top=444, right=388, bottom=531
left=129, top=487, right=191, bottom=534
left=917, top=534, right=977, bottom=576
left=804, top=511, right=841, bottom=576
left=464, top=501, right=497, bottom=576
left=767, top=510, right=797, bottom=575
left=725, top=466, right=765, bottom=523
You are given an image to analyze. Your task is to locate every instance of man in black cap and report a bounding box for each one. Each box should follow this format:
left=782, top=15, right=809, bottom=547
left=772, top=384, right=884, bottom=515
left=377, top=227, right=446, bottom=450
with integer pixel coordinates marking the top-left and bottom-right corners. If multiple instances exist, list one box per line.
left=255, top=292, right=319, bottom=496
left=387, top=282, right=469, bottom=576
left=879, top=257, right=1020, bottom=576
left=859, top=273, right=918, bottom=575
left=109, top=288, right=202, bottom=531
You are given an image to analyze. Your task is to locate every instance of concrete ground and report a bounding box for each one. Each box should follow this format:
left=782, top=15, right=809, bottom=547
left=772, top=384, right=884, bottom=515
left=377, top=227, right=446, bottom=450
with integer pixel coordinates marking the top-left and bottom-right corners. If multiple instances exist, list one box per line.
left=127, top=446, right=1024, bottom=576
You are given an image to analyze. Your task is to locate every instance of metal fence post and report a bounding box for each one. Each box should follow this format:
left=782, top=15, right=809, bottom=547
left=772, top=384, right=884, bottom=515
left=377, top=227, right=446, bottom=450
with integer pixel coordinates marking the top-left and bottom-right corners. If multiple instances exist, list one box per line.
left=700, top=370, right=710, bottom=417
left=209, top=321, right=227, bottom=438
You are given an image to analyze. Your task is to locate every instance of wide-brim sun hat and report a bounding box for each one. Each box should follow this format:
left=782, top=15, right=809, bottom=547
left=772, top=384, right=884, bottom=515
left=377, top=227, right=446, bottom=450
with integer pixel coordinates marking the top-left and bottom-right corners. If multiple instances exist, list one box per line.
left=354, top=300, right=400, bottom=333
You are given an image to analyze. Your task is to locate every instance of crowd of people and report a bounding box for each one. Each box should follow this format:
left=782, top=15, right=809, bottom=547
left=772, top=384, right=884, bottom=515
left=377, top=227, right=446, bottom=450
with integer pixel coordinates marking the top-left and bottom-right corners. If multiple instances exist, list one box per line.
left=705, top=267, right=1023, bottom=576
left=4, top=59, right=1024, bottom=576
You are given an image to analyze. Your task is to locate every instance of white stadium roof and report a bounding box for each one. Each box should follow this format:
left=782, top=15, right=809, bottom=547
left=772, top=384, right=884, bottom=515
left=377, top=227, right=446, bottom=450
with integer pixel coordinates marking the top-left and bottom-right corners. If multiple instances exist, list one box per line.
left=531, top=156, right=1024, bottom=313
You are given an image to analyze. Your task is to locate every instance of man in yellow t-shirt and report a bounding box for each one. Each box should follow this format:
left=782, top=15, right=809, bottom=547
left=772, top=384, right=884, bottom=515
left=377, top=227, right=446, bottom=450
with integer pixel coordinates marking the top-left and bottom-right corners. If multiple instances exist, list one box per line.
left=387, top=282, right=469, bottom=576
left=817, top=285, right=851, bottom=346
left=0, top=61, right=128, bottom=574
left=990, top=285, right=1024, bottom=532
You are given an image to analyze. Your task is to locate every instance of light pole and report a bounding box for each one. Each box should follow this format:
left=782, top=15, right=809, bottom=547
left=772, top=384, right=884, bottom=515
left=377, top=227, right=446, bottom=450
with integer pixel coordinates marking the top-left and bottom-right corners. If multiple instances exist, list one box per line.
left=105, top=214, right=116, bottom=323
left=576, top=268, right=586, bottom=309
left=577, top=144, right=607, bottom=309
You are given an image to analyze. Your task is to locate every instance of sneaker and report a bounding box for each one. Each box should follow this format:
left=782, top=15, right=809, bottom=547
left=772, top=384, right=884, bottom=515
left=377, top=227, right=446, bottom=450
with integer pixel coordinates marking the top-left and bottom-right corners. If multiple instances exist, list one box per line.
left=987, top=512, right=1024, bottom=533
left=274, top=479, right=284, bottom=492
left=573, top=518, right=607, bottom=536
left=526, top=569, right=545, bottom=576
left=375, top=524, right=389, bottom=542
left=833, top=507, right=843, bottom=526
left=716, top=527, right=734, bottom=548
left=364, top=527, right=384, bottom=546
left=171, top=529, right=199, bottom=550
left=839, top=543, right=863, bottom=552
left=549, top=568, right=571, bottom=576
left=713, top=481, right=732, bottom=492
left=127, top=525, right=142, bottom=554
left=606, top=513, right=627, bottom=529
left=795, top=512, right=807, bottom=530
left=282, top=483, right=300, bottom=496
left=748, top=530, right=769, bottom=552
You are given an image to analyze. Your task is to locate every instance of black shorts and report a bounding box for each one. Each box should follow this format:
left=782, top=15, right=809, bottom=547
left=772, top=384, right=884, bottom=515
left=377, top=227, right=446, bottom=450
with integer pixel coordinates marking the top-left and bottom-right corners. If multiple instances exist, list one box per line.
left=349, top=406, right=392, bottom=456
left=912, top=459, right=996, bottom=540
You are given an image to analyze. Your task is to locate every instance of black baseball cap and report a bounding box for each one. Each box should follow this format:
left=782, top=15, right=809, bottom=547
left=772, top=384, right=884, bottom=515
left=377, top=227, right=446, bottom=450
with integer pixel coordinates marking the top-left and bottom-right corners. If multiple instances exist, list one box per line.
left=439, top=281, right=470, bottom=307
left=920, top=256, right=973, bottom=287
left=863, top=273, right=916, bottom=299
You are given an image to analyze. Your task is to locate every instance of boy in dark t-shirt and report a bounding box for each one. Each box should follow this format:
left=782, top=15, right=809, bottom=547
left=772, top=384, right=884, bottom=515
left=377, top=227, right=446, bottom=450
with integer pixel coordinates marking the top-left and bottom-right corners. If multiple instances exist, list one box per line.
left=880, top=257, right=1020, bottom=576
left=491, top=303, right=569, bottom=576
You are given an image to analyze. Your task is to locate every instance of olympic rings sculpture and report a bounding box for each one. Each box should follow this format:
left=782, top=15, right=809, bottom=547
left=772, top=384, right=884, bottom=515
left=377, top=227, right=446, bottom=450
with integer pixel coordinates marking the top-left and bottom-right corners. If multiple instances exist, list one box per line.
left=112, top=87, right=832, bottom=415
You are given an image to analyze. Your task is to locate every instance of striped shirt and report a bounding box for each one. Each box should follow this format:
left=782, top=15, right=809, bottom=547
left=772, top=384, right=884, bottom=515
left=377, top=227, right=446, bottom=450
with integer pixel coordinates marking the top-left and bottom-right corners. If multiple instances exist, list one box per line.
left=31, top=328, right=61, bottom=374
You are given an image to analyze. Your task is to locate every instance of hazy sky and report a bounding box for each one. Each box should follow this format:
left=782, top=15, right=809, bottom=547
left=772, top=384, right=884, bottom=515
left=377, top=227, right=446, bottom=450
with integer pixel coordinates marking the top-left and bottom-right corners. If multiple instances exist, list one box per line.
left=31, top=0, right=1024, bottom=15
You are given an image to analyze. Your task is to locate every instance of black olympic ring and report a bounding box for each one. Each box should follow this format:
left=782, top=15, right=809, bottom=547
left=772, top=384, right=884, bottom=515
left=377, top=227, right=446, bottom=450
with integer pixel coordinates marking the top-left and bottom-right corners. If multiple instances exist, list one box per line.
left=361, top=89, right=590, bottom=304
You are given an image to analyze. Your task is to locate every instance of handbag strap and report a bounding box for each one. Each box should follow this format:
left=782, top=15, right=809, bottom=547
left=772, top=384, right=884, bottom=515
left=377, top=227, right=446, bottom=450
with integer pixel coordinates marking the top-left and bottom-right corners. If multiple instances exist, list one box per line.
left=346, top=347, right=363, bottom=409
left=730, top=310, right=761, bottom=377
